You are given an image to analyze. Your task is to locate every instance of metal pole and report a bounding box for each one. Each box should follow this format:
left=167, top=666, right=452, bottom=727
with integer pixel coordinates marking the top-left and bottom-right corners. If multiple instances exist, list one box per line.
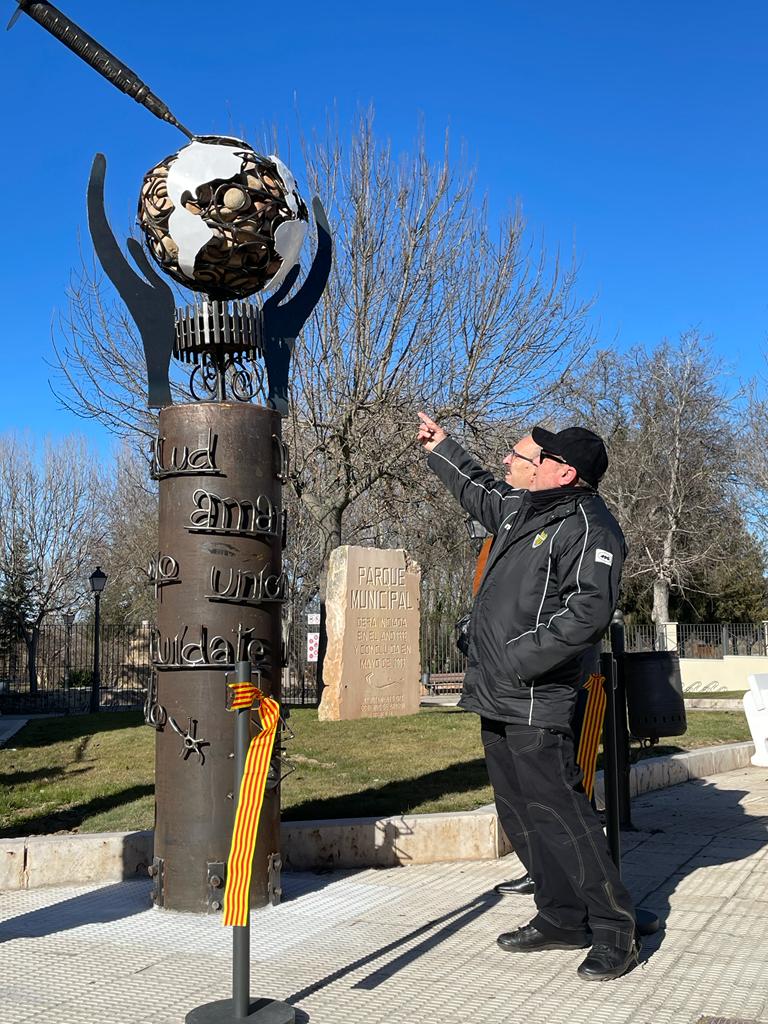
left=601, top=643, right=660, bottom=937
left=609, top=609, right=633, bottom=828
left=600, top=651, right=621, bottom=870
left=233, top=660, right=251, bottom=1020
left=185, top=663, right=295, bottom=1023
left=65, top=622, right=72, bottom=689
left=90, top=593, right=101, bottom=714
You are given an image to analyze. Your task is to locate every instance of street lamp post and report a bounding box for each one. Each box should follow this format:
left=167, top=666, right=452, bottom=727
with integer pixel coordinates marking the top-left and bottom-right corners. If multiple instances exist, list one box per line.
left=63, top=612, right=75, bottom=689
left=89, top=568, right=107, bottom=714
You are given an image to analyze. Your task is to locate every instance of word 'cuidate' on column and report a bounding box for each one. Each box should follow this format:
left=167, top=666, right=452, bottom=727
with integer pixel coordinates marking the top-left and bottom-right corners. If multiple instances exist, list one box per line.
left=152, top=622, right=269, bottom=670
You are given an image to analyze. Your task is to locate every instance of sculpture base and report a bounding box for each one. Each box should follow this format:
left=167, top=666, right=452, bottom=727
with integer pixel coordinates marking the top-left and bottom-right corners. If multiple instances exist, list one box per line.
left=186, top=998, right=295, bottom=1023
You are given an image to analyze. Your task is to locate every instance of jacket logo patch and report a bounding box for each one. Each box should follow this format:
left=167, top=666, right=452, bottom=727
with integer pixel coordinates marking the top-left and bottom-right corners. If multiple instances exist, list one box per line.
left=532, top=531, right=548, bottom=548
left=595, top=548, right=613, bottom=566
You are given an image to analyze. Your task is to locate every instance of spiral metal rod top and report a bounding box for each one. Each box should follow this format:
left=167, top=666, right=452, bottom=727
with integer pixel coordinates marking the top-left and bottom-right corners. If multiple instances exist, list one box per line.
left=9, top=1, right=193, bottom=139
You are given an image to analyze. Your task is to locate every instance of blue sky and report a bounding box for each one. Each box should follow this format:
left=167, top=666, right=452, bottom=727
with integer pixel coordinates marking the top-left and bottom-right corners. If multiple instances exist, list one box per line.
left=1, top=0, right=766, bottom=454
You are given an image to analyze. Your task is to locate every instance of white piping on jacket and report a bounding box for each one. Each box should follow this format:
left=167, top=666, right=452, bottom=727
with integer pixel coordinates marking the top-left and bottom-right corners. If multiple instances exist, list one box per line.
left=532, top=521, right=563, bottom=628
left=498, top=509, right=520, bottom=531
left=429, top=448, right=520, bottom=502
left=524, top=521, right=563, bottom=726
left=506, top=505, right=590, bottom=647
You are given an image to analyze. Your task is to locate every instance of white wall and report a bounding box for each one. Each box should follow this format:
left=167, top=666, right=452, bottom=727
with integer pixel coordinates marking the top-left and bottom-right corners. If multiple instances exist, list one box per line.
left=679, top=656, right=768, bottom=692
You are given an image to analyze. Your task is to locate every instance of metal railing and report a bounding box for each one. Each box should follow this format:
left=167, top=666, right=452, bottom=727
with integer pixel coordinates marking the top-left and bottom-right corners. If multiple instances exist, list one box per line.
left=4, top=612, right=764, bottom=715
left=0, top=621, right=153, bottom=714
left=0, top=611, right=321, bottom=714
left=420, top=618, right=768, bottom=691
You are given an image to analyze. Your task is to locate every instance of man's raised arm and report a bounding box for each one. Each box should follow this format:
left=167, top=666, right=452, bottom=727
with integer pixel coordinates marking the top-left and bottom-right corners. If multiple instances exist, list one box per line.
left=416, top=411, right=521, bottom=534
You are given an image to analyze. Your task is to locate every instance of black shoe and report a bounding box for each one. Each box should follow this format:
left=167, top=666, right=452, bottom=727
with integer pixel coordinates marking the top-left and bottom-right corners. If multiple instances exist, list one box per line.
left=577, top=940, right=640, bottom=981
left=497, top=923, right=591, bottom=953
left=494, top=873, right=535, bottom=896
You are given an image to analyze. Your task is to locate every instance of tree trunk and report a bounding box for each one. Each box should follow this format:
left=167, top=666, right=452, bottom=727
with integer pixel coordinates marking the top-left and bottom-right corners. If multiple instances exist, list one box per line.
left=652, top=578, right=670, bottom=649
left=26, top=625, right=39, bottom=694
left=316, top=510, right=344, bottom=691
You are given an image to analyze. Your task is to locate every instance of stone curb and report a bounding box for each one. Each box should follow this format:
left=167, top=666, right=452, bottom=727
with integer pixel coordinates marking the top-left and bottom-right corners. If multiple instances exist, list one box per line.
left=683, top=697, right=744, bottom=710
left=0, top=741, right=756, bottom=890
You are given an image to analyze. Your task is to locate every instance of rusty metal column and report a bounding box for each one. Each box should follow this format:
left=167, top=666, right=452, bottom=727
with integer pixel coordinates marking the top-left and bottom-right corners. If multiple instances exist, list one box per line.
left=150, top=401, right=286, bottom=913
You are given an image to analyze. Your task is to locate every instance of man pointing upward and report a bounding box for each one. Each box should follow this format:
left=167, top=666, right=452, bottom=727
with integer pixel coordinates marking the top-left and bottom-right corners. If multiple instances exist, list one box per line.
left=416, top=411, right=638, bottom=982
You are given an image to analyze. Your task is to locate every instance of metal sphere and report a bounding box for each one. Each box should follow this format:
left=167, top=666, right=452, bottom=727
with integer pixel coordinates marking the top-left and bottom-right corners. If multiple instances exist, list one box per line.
left=138, top=135, right=309, bottom=301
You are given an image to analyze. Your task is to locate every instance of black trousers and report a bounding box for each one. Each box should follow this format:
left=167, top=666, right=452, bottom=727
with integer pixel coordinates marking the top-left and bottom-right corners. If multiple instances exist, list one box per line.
left=482, top=717, right=636, bottom=952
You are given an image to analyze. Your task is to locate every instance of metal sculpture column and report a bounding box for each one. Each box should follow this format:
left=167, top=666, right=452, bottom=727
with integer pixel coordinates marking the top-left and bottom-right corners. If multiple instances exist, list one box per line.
left=136, top=173, right=328, bottom=914
left=15, top=0, right=331, bottom=916
left=150, top=394, right=285, bottom=912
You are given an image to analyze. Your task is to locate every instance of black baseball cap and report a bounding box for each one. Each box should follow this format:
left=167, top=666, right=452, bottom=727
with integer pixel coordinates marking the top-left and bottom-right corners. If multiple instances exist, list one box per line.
left=531, top=425, right=608, bottom=488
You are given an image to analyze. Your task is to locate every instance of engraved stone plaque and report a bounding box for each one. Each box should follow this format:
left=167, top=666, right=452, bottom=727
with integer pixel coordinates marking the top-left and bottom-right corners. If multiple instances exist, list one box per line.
left=319, top=545, right=421, bottom=721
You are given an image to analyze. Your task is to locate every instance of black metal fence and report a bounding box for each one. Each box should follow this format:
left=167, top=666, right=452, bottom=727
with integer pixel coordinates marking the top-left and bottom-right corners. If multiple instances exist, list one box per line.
left=421, top=618, right=768, bottom=694
left=2, top=613, right=765, bottom=714
left=0, top=621, right=153, bottom=714
left=282, top=599, right=320, bottom=707
left=0, top=612, right=321, bottom=714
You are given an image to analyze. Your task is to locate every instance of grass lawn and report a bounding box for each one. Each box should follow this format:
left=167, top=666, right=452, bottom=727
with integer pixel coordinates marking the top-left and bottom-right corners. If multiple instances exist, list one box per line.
left=0, top=707, right=752, bottom=838
left=683, top=691, right=747, bottom=700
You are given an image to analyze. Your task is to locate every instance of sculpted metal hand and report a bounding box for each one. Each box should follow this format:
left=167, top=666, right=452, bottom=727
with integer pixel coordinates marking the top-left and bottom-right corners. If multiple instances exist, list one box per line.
left=261, top=197, right=332, bottom=415
left=87, top=153, right=176, bottom=409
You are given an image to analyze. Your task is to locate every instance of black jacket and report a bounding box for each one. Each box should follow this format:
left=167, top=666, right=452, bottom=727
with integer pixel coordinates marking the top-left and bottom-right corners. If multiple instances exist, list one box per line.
left=427, top=438, right=626, bottom=730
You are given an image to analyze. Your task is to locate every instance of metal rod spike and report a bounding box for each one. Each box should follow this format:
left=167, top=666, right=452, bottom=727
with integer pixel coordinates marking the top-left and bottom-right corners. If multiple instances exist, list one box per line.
left=13, top=1, right=194, bottom=138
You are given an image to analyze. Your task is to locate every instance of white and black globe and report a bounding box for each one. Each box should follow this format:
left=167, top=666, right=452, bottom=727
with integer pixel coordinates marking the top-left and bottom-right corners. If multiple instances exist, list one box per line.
left=138, top=135, right=309, bottom=301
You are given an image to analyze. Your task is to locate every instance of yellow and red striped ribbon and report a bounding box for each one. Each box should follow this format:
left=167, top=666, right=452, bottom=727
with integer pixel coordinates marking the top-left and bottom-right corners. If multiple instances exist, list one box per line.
left=222, top=682, right=280, bottom=927
left=575, top=672, right=606, bottom=800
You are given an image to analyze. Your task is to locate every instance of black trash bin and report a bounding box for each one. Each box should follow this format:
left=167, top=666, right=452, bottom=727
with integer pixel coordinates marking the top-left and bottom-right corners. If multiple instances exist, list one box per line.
left=622, top=651, right=687, bottom=741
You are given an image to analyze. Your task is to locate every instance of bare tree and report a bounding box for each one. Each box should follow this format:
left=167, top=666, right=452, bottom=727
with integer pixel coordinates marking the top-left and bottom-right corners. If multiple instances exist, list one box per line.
left=52, top=113, right=594, bottom=614
left=743, top=371, right=768, bottom=541
left=285, top=113, right=593, bottom=580
left=566, top=332, right=740, bottom=626
left=0, top=434, right=108, bottom=688
left=98, top=445, right=159, bottom=623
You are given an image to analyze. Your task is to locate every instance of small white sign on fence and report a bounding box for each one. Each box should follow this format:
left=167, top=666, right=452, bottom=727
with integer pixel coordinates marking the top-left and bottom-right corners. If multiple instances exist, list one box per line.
left=307, top=613, right=321, bottom=626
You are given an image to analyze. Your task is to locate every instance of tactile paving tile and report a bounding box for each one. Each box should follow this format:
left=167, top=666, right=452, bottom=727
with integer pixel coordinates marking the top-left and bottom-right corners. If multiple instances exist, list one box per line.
left=3, top=767, right=768, bottom=1024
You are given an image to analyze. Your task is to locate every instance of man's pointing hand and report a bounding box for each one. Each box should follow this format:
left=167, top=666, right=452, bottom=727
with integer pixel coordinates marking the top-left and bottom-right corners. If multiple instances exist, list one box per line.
left=416, top=411, right=448, bottom=452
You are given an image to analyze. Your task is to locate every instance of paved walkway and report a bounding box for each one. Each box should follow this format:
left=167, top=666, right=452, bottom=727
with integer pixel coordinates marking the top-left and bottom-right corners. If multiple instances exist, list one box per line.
left=0, top=717, right=30, bottom=748
left=2, top=765, right=768, bottom=1024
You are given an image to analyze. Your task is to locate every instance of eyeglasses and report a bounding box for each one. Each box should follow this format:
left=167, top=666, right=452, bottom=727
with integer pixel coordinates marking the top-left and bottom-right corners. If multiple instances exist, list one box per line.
left=540, top=450, right=567, bottom=465
left=509, top=449, right=538, bottom=466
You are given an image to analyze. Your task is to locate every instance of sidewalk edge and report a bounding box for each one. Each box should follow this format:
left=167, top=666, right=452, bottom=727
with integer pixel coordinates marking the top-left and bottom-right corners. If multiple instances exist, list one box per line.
left=0, top=741, right=756, bottom=888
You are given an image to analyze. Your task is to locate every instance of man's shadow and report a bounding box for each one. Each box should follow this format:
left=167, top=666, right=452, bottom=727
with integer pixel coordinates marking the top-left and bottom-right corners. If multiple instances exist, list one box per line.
left=617, top=773, right=767, bottom=961
left=0, top=880, right=149, bottom=944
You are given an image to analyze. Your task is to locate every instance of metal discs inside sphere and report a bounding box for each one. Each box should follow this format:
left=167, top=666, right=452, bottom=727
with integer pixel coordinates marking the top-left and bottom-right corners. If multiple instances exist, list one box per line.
left=138, top=135, right=309, bottom=301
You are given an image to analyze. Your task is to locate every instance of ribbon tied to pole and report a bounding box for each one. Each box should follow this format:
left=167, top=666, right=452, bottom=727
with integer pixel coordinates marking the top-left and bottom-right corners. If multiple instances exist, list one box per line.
left=222, top=681, right=280, bottom=927
left=574, top=672, right=607, bottom=801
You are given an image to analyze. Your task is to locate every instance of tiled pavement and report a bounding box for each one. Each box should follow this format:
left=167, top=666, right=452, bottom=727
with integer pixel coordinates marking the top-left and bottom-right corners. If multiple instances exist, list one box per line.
left=2, top=765, right=768, bottom=1024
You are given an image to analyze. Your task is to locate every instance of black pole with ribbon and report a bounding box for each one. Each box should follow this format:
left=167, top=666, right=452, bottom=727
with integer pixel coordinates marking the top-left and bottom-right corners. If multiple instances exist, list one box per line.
left=186, top=661, right=295, bottom=1024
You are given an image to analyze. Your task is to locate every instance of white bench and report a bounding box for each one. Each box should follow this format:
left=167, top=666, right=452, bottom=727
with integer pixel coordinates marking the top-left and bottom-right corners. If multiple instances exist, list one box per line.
left=744, top=674, right=768, bottom=767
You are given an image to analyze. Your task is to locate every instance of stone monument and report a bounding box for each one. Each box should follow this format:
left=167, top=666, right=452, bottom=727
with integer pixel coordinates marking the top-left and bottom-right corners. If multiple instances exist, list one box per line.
left=319, top=546, right=421, bottom=721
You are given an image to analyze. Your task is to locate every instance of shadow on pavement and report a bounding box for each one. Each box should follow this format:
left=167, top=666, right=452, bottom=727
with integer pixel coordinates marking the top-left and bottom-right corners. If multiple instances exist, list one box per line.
left=0, top=879, right=149, bottom=944
left=285, top=890, right=502, bottom=1005
left=626, top=775, right=767, bottom=961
